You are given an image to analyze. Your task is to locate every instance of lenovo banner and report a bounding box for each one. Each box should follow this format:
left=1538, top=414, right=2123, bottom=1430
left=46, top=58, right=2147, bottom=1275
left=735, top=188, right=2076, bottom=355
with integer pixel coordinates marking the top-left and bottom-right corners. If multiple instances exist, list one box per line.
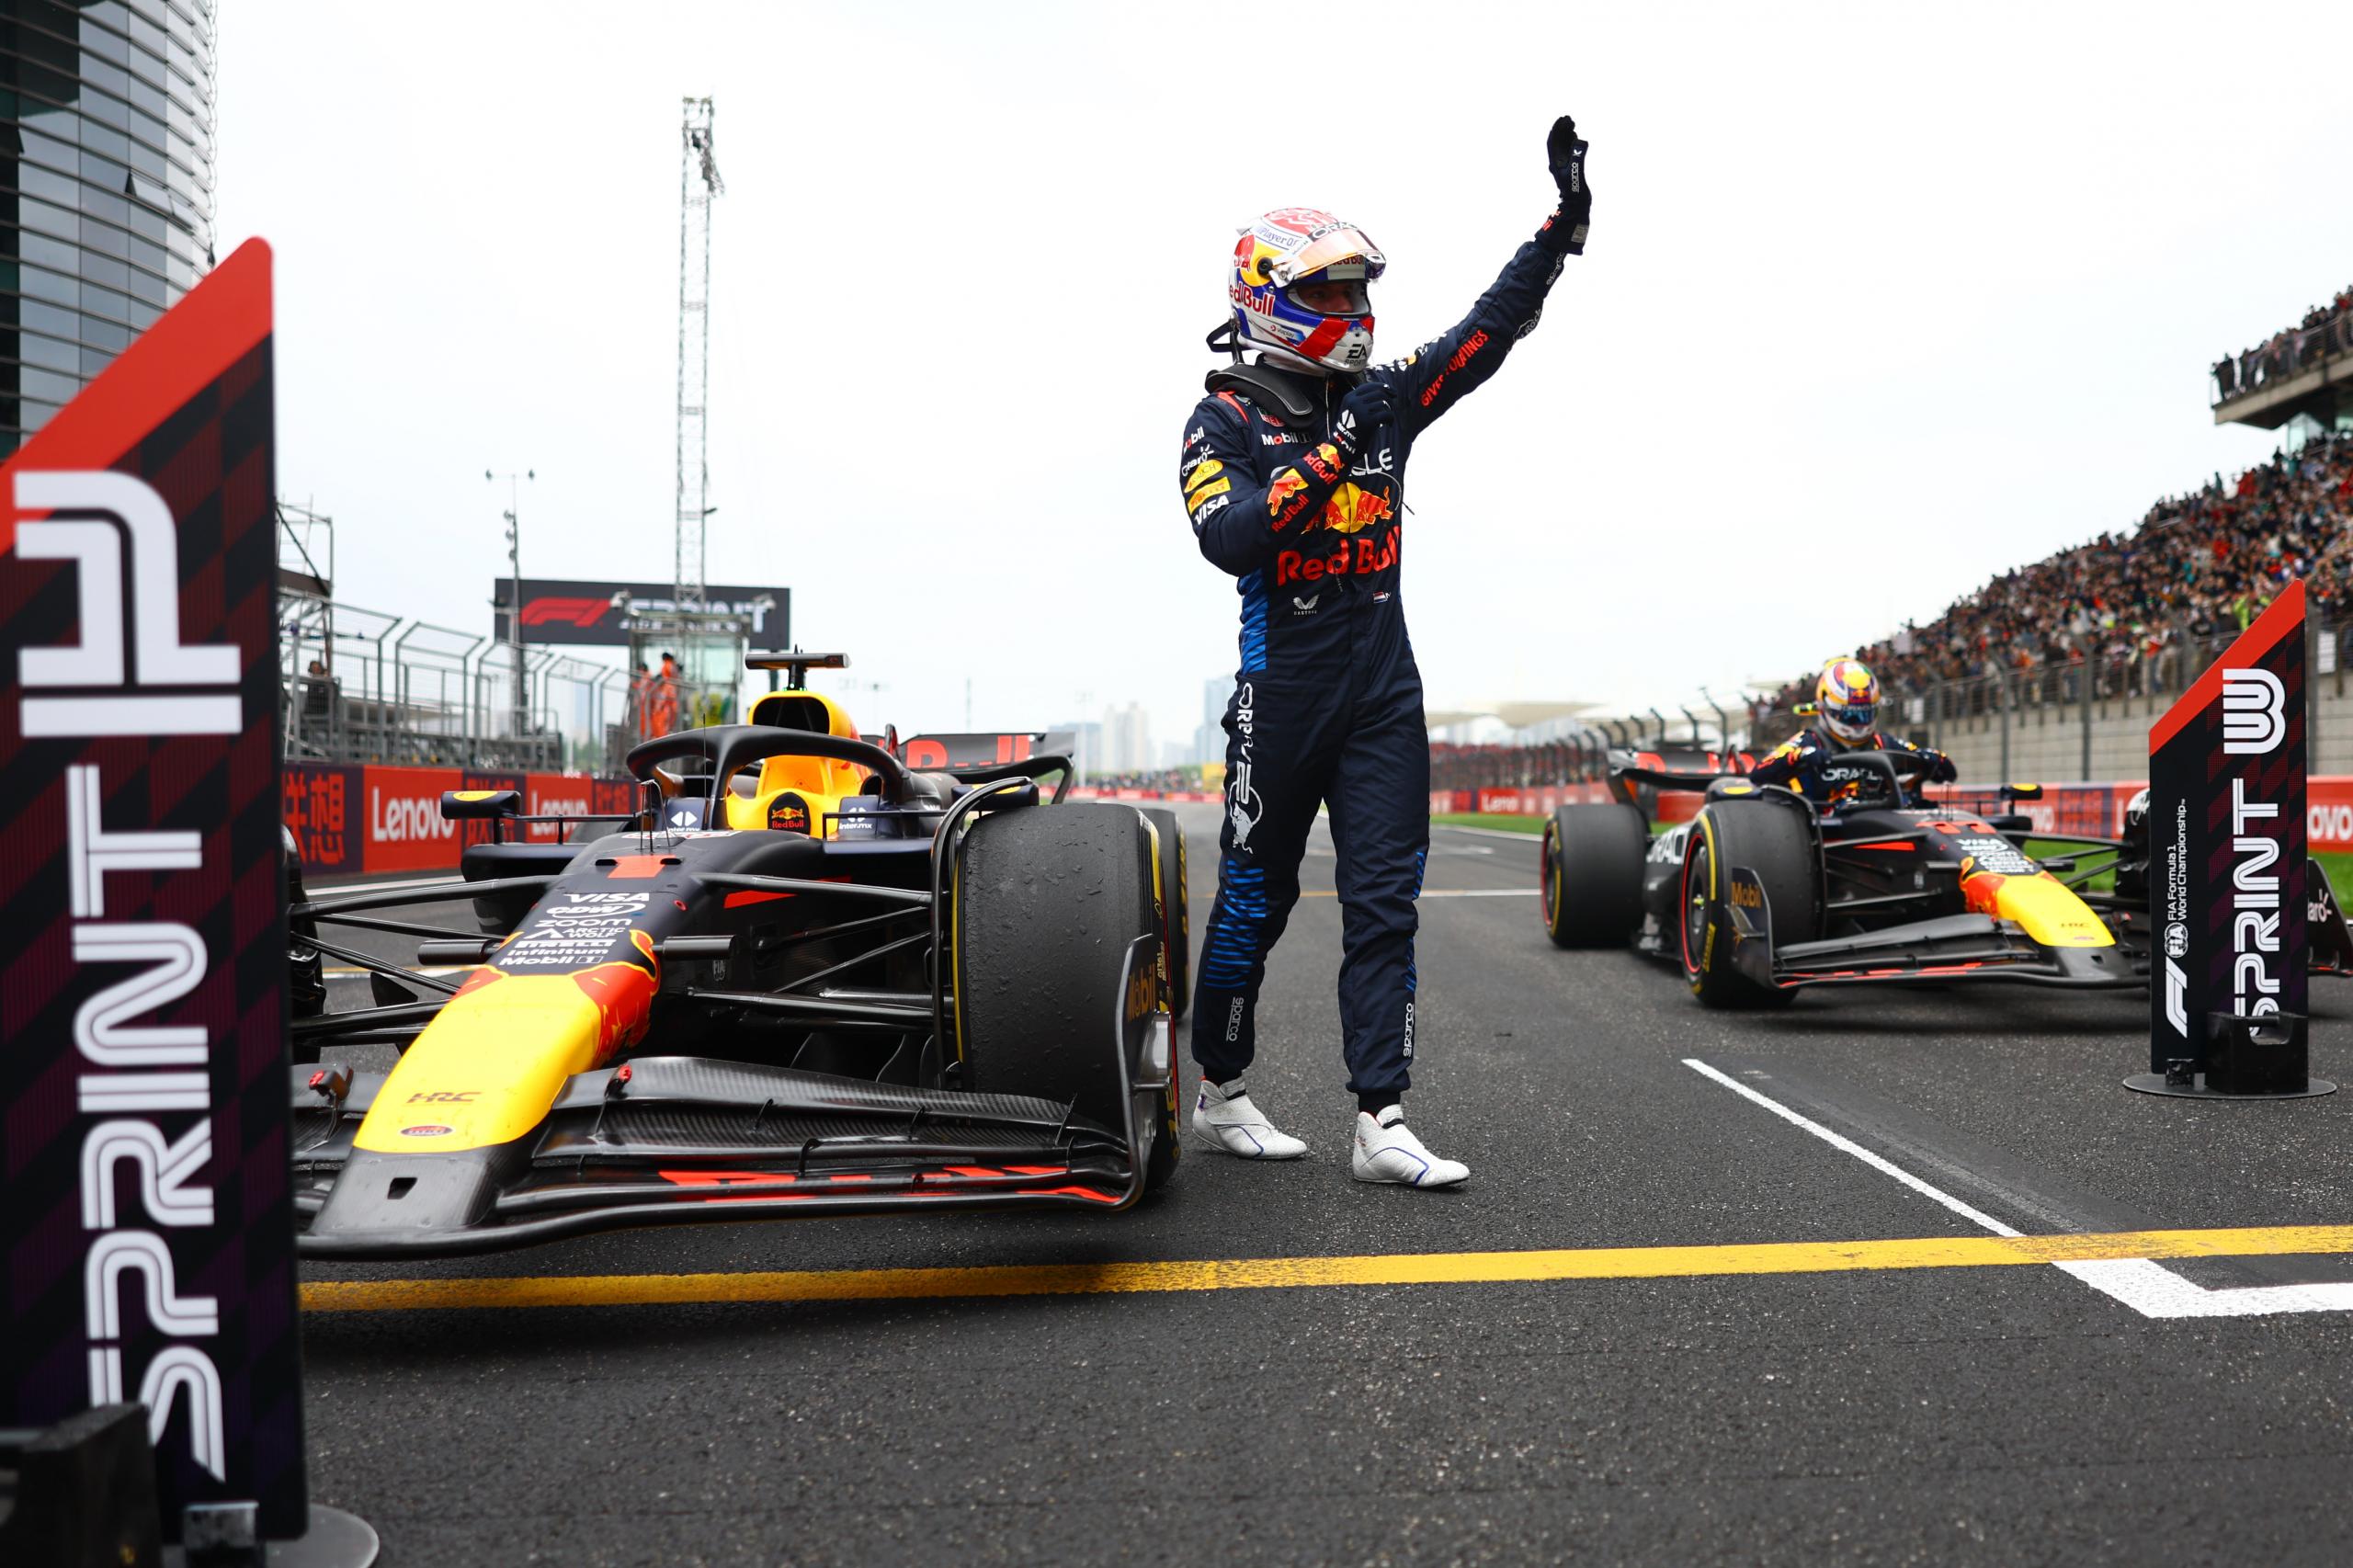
left=282, top=763, right=635, bottom=876
left=2146, top=583, right=2309, bottom=1089
left=0, top=243, right=307, bottom=1537
left=492, top=577, right=790, bottom=647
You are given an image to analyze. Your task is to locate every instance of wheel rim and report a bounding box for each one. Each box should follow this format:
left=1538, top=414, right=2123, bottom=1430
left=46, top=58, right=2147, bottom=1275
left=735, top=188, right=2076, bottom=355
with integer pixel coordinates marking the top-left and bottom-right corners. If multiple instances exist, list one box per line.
left=1540, top=825, right=1559, bottom=926
left=1681, top=835, right=1711, bottom=977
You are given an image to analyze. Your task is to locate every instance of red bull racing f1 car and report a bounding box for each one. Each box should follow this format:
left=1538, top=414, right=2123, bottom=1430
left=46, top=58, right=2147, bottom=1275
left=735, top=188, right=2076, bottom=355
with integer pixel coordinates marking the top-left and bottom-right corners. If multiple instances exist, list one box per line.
left=283, top=657, right=1188, bottom=1256
left=1537, top=747, right=2353, bottom=1006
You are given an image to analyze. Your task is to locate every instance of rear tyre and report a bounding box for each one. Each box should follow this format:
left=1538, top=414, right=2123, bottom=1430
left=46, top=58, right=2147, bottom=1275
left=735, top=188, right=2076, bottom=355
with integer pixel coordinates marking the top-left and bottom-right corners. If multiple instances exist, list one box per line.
left=1540, top=803, right=1648, bottom=949
left=956, top=802, right=1179, bottom=1193
left=1139, top=806, right=1190, bottom=1023
left=1678, top=798, right=1818, bottom=1008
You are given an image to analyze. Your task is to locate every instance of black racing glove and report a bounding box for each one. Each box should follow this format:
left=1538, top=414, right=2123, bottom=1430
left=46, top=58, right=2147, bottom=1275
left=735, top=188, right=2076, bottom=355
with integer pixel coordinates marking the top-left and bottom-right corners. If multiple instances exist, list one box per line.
left=1331, top=380, right=1396, bottom=464
left=1544, top=114, right=1592, bottom=256
left=1924, top=750, right=1959, bottom=784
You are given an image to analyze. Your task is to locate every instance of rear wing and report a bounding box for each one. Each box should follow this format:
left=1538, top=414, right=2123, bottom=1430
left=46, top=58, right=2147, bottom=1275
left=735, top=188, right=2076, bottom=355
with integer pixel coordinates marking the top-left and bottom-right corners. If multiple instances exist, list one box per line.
left=1606, top=746, right=1757, bottom=802
left=891, top=731, right=1080, bottom=772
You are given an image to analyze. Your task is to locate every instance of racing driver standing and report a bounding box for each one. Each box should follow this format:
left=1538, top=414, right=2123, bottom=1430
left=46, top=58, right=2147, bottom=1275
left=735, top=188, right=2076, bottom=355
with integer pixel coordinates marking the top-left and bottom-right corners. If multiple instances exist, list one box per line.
left=1178, top=117, right=1592, bottom=1188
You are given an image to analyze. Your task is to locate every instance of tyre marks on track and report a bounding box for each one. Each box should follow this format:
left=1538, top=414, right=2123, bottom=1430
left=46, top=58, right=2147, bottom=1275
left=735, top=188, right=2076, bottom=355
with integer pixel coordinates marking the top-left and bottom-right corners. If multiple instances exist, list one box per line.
left=1685, top=1057, right=2353, bottom=1319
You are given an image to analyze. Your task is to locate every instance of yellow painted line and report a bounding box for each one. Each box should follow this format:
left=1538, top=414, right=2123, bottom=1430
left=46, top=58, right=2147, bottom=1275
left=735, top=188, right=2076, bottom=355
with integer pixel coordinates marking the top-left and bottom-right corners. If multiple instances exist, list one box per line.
left=301, top=1224, right=2353, bottom=1314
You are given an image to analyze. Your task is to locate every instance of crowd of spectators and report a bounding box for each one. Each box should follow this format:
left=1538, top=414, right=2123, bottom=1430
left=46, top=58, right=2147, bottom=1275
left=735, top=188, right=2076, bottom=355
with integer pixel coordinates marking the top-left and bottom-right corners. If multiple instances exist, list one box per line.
left=1758, top=429, right=2353, bottom=722
left=2214, top=284, right=2353, bottom=402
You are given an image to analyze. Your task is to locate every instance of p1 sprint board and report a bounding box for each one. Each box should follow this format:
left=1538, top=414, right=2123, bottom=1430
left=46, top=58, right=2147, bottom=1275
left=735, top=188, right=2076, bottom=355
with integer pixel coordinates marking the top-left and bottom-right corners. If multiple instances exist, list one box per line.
left=2147, top=582, right=2307, bottom=1075
left=0, top=241, right=304, bottom=1536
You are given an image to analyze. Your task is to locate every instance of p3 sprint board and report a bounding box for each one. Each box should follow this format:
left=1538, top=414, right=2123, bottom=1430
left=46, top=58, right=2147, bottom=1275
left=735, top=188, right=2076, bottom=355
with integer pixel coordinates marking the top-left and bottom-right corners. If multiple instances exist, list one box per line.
left=2148, top=582, right=2306, bottom=1077
left=0, top=241, right=304, bottom=1536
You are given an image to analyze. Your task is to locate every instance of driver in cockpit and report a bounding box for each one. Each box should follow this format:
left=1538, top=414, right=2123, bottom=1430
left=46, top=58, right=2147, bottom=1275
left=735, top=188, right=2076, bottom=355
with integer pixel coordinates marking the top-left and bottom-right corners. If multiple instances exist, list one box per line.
left=1750, top=658, right=1957, bottom=808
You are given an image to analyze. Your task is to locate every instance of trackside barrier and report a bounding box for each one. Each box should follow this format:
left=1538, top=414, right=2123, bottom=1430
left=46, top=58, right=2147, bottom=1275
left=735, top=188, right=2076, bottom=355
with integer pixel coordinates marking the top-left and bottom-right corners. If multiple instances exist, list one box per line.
left=282, top=761, right=634, bottom=876
left=1433, top=775, right=2353, bottom=851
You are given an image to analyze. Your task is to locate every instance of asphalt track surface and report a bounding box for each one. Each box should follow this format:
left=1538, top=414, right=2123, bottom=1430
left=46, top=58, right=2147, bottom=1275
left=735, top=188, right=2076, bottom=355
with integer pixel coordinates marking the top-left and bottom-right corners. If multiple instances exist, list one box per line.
left=298, top=804, right=2353, bottom=1566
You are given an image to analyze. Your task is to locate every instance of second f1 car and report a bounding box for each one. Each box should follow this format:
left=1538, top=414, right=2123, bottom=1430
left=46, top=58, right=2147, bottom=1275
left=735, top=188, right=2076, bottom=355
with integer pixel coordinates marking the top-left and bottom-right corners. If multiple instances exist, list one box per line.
left=1540, top=747, right=2142, bottom=1005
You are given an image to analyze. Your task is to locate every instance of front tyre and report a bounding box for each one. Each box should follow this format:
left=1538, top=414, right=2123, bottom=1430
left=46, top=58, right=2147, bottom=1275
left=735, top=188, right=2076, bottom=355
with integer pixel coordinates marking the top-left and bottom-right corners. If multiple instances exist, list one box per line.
left=1678, top=798, right=1818, bottom=1008
left=956, top=802, right=1179, bottom=1194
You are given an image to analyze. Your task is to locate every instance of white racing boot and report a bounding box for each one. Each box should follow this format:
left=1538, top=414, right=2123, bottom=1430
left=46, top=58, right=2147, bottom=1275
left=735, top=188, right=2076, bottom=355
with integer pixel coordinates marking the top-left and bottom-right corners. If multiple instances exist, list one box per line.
left=1192, top=1079, right=1308, bottom=1160
left=1351, top=1105, right=1470, bottom=1188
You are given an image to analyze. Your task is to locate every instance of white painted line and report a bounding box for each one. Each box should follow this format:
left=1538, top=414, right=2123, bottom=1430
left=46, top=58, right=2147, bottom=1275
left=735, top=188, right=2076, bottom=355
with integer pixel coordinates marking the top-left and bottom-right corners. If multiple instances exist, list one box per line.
left=1419, top=888, right=1538, bottom=899
left=1682, top=1058, right=2353, bottom=1321
left=1683, top=1059, right=2021, bottom=1236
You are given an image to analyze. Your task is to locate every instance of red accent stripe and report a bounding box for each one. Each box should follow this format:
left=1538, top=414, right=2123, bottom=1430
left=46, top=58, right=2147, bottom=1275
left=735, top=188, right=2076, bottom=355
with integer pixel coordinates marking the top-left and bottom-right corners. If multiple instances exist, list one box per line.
left=605, top=855, right=669, bottom=880
left=1296, top=318, right=1346, bottom=361
left=723, top=890, right=790, bottom=908
left=1844, top=840, right=1916, bottom=852
left=1, top=238, right=274, bottom=553
left=2148, top=581, right=2304, bottom=755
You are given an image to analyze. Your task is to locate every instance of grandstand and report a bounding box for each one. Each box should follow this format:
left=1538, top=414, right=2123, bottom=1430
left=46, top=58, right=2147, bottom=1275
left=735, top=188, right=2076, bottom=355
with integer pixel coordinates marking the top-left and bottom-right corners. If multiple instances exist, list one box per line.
left=1439, top=278, right=2353, bottom=793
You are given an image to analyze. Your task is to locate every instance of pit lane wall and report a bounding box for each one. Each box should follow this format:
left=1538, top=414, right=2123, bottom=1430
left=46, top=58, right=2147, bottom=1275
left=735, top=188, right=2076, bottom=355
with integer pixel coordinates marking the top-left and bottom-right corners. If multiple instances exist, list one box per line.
left=284, top=760, right=635, bottom=876
left=1433, top=778, right=2353, bottom=852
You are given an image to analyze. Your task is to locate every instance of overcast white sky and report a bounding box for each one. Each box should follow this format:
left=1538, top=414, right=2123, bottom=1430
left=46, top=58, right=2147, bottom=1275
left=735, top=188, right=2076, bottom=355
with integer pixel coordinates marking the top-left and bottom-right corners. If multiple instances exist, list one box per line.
left=216, top=1, right=2353, bottom=748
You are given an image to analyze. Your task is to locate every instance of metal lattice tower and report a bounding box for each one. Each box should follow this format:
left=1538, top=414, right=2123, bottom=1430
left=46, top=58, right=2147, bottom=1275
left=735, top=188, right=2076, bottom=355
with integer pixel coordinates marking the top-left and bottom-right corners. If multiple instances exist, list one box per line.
left=674, top=97, right=723, bottom=612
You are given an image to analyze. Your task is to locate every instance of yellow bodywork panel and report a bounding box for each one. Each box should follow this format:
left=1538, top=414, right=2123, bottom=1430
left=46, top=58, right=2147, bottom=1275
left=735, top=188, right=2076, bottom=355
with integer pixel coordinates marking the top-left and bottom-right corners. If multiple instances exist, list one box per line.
left=354, top=947, right=657, bottom=1153
left=1968, top=869, right=2113, bottom=949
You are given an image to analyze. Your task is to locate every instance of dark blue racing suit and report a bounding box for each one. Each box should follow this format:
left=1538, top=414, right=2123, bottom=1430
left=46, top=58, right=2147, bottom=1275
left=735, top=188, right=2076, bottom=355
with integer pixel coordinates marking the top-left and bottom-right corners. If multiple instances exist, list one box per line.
left=1749, top=728, right=1952, bottom=807
left=1179, top=225, right=1571, bottom=1108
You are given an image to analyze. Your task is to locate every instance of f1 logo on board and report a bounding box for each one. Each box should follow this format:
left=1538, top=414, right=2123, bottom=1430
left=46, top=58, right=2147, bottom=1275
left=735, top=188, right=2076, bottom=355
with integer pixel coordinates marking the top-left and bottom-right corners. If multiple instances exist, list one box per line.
left=2222, top=667, right=2286, bottom=755
left=16, top=472, right=242, bottom=735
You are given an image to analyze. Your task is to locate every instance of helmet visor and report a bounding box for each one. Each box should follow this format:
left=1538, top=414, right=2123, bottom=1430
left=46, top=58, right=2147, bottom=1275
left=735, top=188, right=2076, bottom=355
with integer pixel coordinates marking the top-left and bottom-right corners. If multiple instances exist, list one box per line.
left=1290, top=275, right=1371, bottom=315
left=1823, top=703, right=1876, bottom=737
left=1271, top=224, right=1386, bottom=286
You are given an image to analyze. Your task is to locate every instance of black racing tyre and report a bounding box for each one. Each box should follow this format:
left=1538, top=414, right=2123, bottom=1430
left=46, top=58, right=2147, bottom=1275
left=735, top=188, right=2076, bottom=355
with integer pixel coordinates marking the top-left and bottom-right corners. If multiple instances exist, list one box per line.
left=1540, top=803, right=1648, bottom=949
left=1138, top=807, right=1191, bottom=1023
left=1678, top=797, right=1818, bottom=1008
left=955, top=802, right=1179, bottom=1193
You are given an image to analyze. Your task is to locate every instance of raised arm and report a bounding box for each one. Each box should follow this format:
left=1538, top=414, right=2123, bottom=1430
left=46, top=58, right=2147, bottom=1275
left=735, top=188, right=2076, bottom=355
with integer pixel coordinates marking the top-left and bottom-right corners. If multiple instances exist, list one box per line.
left=1379, top=116, right=1592, bottom=438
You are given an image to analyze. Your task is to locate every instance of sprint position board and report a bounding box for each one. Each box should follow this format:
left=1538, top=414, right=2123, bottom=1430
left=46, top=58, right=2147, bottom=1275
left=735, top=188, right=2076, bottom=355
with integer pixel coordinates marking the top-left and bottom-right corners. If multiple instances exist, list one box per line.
left=2148, top=582, right=2306, bottom=1079
left=0, top=241, right=305, bottom=1537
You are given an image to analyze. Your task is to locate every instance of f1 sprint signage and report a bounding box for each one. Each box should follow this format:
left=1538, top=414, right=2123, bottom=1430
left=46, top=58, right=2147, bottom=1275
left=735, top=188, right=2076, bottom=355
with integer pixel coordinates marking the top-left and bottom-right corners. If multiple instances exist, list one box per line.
left=0, top=242, right=305, bottom=1536
left=492, top=576, right=790, bottom=647
left=2147, top=581, right=2308, bottom=1089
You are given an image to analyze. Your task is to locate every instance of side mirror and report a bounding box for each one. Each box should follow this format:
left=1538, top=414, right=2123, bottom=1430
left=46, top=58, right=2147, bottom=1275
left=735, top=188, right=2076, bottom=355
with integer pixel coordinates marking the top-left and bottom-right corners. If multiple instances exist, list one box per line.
left=441, top=789, right=522, bottom=845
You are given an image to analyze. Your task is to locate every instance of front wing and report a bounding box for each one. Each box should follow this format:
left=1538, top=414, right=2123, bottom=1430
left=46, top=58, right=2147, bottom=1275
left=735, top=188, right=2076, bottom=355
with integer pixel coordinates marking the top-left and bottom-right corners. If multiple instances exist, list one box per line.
left=292, top=1055, right=1162, bottom=1257
left=1721, top=864, right=2144, bottom=994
